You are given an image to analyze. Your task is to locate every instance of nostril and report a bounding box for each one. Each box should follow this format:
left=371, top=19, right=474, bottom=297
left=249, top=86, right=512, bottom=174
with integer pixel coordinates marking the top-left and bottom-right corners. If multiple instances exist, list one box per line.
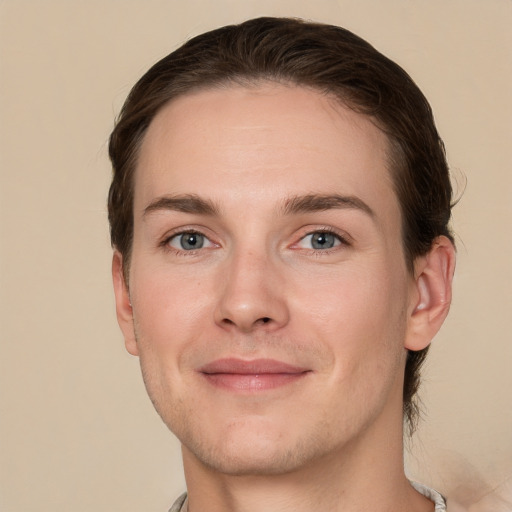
left=221, top=315, right=274, bottom=332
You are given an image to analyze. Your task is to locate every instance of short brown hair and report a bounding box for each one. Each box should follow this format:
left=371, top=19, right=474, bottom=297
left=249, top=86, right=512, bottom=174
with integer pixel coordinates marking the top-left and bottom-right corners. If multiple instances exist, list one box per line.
left=108, top=17, right=453, bottom=433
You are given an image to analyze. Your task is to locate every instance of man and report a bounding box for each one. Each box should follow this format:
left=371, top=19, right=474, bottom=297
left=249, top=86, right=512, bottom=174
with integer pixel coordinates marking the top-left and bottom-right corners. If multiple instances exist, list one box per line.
left=108, top=17, right=456, bottom=512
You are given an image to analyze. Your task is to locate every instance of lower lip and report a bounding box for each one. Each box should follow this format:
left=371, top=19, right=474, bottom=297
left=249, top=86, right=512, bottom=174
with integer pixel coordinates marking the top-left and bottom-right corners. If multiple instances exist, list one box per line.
left=201, top=372, right=308, bottom=391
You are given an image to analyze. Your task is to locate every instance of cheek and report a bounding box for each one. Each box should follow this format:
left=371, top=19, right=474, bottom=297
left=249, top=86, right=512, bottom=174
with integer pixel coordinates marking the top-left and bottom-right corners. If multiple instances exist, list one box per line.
left=291, top=262, right=408, bottom=369
left=129, top=266, right=213, bottom=416
left=293, top=261, right=398, bottom=322
left=129, top=262, right=216, bottom=358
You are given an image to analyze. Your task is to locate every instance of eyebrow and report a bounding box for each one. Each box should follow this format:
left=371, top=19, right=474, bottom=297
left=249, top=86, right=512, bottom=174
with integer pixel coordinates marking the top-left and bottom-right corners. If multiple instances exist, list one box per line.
left=143, top=194, right=220, bottom=218
left=142, top=192, right=374, bottom=219
left=281, top=194, right=375, bottom=217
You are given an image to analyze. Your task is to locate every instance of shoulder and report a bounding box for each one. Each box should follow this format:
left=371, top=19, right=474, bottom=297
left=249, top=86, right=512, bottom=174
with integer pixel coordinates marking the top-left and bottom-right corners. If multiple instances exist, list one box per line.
left=168, top=492, right=188, bottom=512
left=410, top=481, right=447, bottom=511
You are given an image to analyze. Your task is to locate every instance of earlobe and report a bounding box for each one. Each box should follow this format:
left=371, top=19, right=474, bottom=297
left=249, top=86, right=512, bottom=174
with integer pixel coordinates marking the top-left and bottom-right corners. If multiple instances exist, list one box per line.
left=405, top=236, right=456, bottom=351
left=112, top=251, right=139, bottom=356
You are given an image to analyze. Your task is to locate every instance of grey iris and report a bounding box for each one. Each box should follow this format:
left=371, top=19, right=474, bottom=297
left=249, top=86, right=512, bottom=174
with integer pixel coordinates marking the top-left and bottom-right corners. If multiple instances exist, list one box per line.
left=311, top=232, right=336, bottom=249
left=180, top=233, right=204, bottom=250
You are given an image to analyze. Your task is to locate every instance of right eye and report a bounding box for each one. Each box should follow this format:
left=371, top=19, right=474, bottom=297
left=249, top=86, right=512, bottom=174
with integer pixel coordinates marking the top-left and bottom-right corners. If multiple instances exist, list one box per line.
left=167, top=231, right=213, bottom=251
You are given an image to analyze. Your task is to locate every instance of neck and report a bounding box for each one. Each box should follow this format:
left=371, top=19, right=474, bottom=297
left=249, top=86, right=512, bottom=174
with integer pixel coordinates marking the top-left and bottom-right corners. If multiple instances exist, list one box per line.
left=181, top=410, right=433, bottom=512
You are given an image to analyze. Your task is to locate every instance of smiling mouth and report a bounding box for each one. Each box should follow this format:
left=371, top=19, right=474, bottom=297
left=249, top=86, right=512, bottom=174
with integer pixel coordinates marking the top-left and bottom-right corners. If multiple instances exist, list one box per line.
left=198, top=358, right=311, bottom=391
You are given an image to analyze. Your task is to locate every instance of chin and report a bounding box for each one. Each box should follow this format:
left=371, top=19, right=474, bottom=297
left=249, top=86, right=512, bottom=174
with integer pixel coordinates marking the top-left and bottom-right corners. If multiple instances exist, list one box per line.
left=186, top=440, right=311, bottom=476
left=179, top=415, right=339, bottom=477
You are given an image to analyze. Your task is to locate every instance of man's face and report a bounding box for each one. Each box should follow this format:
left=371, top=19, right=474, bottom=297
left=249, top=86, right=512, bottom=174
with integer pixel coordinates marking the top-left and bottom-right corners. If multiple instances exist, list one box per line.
left=117, top=84, right=419, bottom=475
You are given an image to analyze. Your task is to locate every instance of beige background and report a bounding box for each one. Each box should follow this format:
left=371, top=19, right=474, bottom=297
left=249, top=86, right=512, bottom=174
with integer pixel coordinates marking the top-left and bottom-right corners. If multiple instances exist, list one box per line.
left=1, top=1, right=511, bottom=511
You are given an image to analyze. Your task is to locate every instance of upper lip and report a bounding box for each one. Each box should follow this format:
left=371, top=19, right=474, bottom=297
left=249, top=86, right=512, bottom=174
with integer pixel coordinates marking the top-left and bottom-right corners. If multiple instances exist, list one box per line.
left=199, top=358, right=309, bottom=375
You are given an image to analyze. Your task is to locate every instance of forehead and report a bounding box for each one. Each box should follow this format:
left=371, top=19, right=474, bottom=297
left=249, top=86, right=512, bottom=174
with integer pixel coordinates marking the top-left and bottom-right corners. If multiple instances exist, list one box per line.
left=134, top=84, right=399, bottom=226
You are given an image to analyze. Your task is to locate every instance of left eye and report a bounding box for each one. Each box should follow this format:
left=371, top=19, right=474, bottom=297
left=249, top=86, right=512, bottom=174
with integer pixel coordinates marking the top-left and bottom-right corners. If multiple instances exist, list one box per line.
left=168, top=232, right=213, bottom=251
left=297, top=231, right=342, bottom=250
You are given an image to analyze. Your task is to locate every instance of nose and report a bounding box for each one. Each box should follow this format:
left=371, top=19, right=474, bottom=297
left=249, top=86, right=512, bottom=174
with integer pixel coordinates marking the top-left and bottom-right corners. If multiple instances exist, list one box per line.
left=214, top=248, right=290, bottom=333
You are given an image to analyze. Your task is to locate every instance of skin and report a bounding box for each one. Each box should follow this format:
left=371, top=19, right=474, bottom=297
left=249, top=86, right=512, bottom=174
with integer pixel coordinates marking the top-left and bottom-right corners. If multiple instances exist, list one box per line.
left=113, top=84, right=455, bottom=512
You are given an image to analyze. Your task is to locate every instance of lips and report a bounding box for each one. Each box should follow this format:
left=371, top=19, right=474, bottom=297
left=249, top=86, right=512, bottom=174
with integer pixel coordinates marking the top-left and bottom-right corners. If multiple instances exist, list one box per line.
left=198, top=358, right=310, bottom=391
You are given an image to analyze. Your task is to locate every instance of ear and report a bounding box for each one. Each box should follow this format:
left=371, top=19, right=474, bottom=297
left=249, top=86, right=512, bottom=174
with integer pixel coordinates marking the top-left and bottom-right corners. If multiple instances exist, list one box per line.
left=112, top=250, right=139, bottom=356
left=405, top=236, right=456, bottom=351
